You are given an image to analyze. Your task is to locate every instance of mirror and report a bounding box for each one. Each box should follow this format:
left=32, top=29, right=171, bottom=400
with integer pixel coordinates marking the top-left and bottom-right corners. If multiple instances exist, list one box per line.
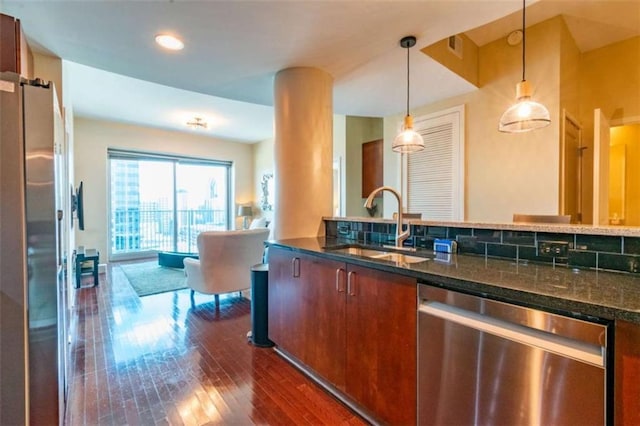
left=421, top=1, right=639, bottom=227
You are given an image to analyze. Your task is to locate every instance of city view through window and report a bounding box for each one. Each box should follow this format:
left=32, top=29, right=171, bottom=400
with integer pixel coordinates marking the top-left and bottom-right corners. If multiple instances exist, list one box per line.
left=110, top=157, right=230, bottom=256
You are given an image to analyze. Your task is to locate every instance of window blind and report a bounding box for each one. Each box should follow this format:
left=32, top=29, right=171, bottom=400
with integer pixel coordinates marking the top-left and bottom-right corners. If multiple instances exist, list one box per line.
left=406, top=106, right=464, bottom=220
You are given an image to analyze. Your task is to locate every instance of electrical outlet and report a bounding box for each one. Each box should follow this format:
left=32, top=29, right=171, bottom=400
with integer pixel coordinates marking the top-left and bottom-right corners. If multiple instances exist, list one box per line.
left=538, top=240, right=569, bottom=258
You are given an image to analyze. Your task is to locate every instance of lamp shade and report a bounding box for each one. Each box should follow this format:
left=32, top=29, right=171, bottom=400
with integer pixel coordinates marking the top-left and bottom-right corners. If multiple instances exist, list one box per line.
left=237, top=205, right=252, bottom=217
left=498, top=0, right=551, bottom=133
left=393, top=36, right=425, bottom=154
left=392, top=114, right=425, bottom=153
left=499, top=80, right=551, bottom=133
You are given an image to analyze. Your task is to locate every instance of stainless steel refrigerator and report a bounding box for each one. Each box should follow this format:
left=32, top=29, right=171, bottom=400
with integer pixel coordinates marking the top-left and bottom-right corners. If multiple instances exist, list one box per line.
left=1, top=71, right=68, bottom=425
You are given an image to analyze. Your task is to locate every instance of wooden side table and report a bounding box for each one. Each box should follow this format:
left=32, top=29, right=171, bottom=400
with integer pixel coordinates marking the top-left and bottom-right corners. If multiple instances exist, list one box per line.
left=75, top=248, right=99, bottom=288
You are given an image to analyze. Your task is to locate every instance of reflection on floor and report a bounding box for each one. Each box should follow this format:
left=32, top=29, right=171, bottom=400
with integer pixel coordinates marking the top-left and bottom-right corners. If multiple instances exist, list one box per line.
left=65, top=261, right=364, bottom=425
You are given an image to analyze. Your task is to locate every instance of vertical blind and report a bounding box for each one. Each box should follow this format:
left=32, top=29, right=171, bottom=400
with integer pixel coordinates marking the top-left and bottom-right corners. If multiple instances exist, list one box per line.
left=406, top=106, right=464, bottom=220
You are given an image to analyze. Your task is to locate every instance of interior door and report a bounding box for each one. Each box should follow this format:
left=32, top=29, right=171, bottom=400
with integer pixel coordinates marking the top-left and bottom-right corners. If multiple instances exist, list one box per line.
left=593, top=109, right=610, bottom=225
left=561, top=112, right=582, bottom=223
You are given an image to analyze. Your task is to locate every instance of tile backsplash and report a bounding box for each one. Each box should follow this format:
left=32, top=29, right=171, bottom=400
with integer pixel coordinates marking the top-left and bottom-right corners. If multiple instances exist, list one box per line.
left=325, top=219, right=640, bottom=274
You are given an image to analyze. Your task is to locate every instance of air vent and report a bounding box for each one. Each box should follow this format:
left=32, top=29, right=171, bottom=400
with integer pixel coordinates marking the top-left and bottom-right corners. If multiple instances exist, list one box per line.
left=447, top=35, right=463, bottom=59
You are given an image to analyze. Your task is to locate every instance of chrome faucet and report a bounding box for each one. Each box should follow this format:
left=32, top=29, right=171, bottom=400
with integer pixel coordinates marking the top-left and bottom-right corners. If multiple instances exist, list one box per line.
left=364, top=186, right=411, bottom=249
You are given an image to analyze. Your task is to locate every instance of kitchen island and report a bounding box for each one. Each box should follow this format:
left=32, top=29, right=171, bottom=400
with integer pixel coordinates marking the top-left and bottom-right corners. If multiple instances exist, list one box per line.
left=267, top=236, right=640, bottom=426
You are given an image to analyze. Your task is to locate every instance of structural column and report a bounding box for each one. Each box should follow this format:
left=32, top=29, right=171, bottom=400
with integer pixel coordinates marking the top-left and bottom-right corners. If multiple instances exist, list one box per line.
left=273, top=67, right=333, bottom=239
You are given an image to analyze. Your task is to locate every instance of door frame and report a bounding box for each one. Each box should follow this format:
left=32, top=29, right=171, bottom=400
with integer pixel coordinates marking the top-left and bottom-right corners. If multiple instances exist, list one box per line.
left=559, top=109, right=583, bottom=222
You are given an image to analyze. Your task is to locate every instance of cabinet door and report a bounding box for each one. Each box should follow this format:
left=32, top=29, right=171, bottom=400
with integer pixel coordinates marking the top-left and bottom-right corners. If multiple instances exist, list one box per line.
left=1, top=14, right=20, bottom=74
left=268, top=248, right=347, bottom=388
left=268, top=247, right=304, bottom=357
left=615, top=319, right=640, bottom=426
left=298, top=253, right=347, bottom=389
left=345, top=264, right=417, bottom=425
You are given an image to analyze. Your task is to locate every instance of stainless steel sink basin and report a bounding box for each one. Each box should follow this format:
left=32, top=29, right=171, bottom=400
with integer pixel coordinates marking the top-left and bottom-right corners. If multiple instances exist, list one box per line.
left=328, top=246, right=429, bottom=264
left=330, top=247, right=388, bottom=257
left=369, top=252, right=428, bottom=264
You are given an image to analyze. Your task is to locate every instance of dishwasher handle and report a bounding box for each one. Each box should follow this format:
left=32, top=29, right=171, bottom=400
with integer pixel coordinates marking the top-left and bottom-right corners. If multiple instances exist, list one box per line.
left=419, top=301, right=605, bottom=368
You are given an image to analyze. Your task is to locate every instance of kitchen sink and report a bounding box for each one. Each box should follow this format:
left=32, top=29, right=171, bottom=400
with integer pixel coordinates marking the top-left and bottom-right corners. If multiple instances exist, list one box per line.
left=327, top=246, right=429, bottom=264
left=369, top=252, right=428, bottom=264
left=330, top=247, right=388, bottom=257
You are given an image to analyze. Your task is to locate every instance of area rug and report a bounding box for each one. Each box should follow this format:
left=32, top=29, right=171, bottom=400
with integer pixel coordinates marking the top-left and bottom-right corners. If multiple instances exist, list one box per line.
left=120, top=261, right=187, bottom=297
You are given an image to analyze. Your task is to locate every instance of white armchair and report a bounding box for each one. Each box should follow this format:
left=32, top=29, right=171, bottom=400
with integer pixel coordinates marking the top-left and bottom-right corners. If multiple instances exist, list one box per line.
left=183, top=228, right=270, bottom=307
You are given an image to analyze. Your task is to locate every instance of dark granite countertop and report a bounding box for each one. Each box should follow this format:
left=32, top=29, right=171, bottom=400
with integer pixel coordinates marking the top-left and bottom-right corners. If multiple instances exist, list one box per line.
left=267, top=237, right=640, bottom=325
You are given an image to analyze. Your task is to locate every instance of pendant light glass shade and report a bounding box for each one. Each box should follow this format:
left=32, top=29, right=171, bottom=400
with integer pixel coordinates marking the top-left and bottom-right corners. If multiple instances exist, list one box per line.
left=499, top=0, right=551, bottom=133
left=393, top=114, right=425, bottom=153
left=393, top=36, right=425, bottom=153
left=499, top=80, right=551, bottom=132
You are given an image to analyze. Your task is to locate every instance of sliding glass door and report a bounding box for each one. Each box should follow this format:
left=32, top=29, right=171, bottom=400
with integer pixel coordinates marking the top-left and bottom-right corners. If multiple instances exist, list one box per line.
left=109, top=151, right=231, bottom=259
left=175, top=163, right=229, bottom=252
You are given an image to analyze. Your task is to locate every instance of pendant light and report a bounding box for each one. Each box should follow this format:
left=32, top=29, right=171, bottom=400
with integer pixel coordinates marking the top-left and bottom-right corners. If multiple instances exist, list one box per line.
left=498, top=0, right=551, bottom=133
left=392, top=36, right=425, bottom=153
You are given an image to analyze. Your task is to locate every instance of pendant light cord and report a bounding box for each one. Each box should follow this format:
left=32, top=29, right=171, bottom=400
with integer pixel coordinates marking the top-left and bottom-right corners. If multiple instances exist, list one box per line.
left=521, top=0, right=526, bottom=82
left=406, top=41, right=410, bottom=116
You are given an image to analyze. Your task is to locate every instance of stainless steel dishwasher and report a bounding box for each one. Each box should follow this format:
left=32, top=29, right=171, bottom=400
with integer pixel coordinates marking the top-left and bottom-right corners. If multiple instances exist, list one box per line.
left=418, top=284, right=610, bottom=426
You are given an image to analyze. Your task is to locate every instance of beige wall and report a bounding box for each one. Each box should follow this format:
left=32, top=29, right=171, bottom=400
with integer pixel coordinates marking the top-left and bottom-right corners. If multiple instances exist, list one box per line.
left=345, top=116, right=384, bottom=217
left=579, top=36, right=640, bottom=124
left=333, top=114, right=347, bottom=216
left=74, top=117, right=254, bottom=261
left=422, top=33, right=479, bottom=87
left=252, top=137, right=275, bottom=223
left=384, top=17, right=562, bottom=222
left=33, top=53, right=63, bottom=112
left=559, top=19, right=581, bottom=120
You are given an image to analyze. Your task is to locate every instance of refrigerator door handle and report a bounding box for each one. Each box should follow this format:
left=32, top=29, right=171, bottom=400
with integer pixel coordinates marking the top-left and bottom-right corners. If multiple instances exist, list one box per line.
left=57, top=209, right=63, bottom=266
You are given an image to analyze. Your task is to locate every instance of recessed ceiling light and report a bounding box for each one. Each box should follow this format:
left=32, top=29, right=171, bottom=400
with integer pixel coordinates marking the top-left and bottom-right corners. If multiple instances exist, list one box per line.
left=155, top=34, right=184, bottom=50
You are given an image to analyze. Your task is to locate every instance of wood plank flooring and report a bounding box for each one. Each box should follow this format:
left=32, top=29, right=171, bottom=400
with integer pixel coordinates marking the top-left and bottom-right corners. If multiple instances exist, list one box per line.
left=65, top=261, right=366, bottom=425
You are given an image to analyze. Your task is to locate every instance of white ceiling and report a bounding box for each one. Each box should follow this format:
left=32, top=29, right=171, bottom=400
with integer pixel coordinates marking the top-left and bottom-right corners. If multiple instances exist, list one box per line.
left=3, top=0, right=638, bottom=143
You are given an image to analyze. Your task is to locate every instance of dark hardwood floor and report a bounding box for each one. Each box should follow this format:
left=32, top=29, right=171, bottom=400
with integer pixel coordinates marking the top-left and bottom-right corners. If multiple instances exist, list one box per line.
left=65, top=261, right=366, bottom=425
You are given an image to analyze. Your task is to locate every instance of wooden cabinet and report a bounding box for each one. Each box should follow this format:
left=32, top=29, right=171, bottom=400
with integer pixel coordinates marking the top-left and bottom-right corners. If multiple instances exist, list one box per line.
left=268, top=247, right=346, bottom=387
left=361, top=139, right=383, bottom=198
left=1, top=13, right=33, bottom=77
left=344, top=264, right=417, bottom=425
left=268, top=247, right=417, bottom=425
left=267, top=247, right=303, bottom=356
left=615, top=319, right=640, bottom=426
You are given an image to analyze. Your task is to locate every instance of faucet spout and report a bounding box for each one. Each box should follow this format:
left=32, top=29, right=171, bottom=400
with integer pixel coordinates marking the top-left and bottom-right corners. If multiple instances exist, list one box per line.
left=364, top=186, right=410, bottom=248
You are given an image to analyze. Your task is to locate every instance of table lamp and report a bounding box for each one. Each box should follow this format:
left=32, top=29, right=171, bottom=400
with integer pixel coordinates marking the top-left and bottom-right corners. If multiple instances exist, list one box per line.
left=238, top=205, right=253, bottom=229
